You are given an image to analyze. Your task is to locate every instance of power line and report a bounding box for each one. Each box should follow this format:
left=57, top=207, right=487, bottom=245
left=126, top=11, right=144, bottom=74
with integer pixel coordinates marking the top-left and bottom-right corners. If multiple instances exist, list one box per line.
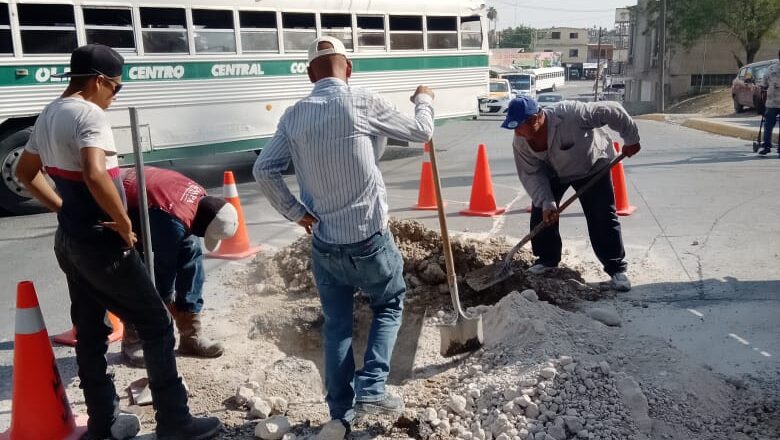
left=490, top=0, right=614, bottom=13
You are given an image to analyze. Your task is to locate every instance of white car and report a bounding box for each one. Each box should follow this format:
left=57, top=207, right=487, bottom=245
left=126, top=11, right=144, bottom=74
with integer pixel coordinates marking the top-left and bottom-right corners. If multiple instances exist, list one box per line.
left=477, top=79, right=515, bottom=115
left=537, top=93, right=564, bottom=108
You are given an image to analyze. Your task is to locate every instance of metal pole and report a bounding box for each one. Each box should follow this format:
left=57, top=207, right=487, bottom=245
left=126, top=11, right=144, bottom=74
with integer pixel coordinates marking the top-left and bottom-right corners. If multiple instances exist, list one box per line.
left=129, top=107, right=155, bottom=285
left=699, top=33, right=708, bottom=94
left=658, top=0, right=667, bottom=112
left=594, top=27, right=602, bottom=101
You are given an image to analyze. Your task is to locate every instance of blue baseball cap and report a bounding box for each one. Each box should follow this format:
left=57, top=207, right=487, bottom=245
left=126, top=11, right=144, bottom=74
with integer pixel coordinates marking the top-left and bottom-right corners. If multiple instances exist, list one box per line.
left=501, top=96, right=540, bottom=130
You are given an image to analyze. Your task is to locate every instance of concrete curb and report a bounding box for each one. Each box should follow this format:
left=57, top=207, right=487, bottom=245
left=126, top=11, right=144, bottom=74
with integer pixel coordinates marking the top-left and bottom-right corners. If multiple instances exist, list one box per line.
left=681, top=118, right=779, bottom=143
left=634, top=113, right=668, bottom=122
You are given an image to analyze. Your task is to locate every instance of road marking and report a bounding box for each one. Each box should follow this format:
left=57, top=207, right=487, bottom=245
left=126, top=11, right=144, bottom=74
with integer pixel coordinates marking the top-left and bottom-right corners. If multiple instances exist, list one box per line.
left=687, top=308, right=704, bottom=317
left=488, top=192, right=524, bottom=237
left=725, top=334, right=773, bottom=359
left=728, top=333, right=750, bottom=345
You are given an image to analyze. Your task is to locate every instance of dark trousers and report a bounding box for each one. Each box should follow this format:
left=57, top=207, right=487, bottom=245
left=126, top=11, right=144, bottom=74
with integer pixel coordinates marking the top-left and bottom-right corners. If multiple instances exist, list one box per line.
left=763, top=107, right=779, bottom=149
left=530, top=172, right=627, bottom=276
left=53, top=228, right=190, bottom=436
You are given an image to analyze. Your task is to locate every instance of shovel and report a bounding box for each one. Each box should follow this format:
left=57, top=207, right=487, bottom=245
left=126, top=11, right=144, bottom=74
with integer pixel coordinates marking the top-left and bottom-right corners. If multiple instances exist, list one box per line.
left=465, top=153, right=627, bottom=292
left=427, top=139, right=484, bottom=357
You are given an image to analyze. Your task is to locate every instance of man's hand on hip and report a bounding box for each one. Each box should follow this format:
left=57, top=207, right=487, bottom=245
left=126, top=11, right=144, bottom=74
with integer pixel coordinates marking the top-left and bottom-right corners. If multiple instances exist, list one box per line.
left=297, top=213, right=318, bottom=235
left=623, top=143, right=641, bottom=157
left=411, top=85, right=434, bottom=103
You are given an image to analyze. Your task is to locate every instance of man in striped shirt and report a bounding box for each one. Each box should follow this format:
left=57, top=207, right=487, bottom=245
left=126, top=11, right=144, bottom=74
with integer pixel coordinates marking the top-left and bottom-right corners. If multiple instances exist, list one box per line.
left=254, top=36, right=434, bottom=432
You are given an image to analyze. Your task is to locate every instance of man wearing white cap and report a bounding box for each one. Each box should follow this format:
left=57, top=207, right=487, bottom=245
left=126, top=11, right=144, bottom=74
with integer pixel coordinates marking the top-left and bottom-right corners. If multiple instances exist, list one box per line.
left=120, top=166, right=238, bottom=366
left=254, top=36, right=434, bottom=434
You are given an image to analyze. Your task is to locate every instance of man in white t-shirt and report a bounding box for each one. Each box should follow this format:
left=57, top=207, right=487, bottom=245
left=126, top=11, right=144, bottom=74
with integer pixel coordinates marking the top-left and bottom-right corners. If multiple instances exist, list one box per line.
left=15, top=44, right=221, bottom=440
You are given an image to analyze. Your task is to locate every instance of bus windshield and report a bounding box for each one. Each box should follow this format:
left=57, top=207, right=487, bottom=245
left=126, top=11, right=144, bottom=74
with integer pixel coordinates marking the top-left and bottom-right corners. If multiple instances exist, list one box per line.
left=503, top=75, right=531, bottom=90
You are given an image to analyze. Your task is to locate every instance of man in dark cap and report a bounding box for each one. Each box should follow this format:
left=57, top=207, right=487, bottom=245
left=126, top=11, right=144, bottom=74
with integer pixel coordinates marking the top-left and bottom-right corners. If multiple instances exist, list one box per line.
left=502, top=96, right=641, bottom=292
left=15, top=44, right=221, bottom=440
left=120, top=166, right=238, bottom=366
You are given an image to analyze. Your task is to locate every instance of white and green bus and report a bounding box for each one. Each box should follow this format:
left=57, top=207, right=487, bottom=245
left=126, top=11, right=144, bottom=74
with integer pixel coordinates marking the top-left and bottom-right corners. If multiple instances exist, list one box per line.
left=0, top=0, right=488, bottom=213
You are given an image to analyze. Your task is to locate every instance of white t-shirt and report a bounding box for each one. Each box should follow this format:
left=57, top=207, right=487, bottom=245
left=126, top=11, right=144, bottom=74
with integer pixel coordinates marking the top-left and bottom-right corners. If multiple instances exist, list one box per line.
left=26, top=97, right=125, bottom=242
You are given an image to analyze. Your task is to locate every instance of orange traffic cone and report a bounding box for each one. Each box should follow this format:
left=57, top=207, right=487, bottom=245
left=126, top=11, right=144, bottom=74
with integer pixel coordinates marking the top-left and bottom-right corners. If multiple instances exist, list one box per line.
left=460, top=144, right=506, bottom=217
left=0, top=281, right=87, bottom=440
left=611, top=142, right=636, bottom=216
left=414, top=142, right=446, bottom=210
left=53, top=312, right=124, bottom=346
left=207, top=171, right=261, bottom=260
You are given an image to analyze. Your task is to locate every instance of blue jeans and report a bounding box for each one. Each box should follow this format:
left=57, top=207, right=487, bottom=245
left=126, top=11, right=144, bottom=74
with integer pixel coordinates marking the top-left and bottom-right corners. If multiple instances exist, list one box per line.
left=763, top=107, right=779, bottom=149
left=135, top=209, right=205, bottom=313
left=54, top=228, right=190, bottom=436
left=311, top=230, right=406, bottom=422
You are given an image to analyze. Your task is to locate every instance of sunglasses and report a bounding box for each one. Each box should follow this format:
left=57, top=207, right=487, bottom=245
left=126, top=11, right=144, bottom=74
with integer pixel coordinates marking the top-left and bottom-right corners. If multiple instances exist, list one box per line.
left=92, top=69, right=123, bottom=96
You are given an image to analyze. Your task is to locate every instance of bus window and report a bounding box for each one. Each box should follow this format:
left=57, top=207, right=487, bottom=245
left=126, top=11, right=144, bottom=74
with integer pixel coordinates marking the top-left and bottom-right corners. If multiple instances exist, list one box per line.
left=282, top=12, right=315, bottom=52
left=321, top=13, right=352, bottom=50
left=17, top=4, right=77, bottom=54
left=239, top=11, right=278, bottom=53
left=460, top=16, right=482, bottom=49
left=389, top=15, right=422, bottom=50
left=83, top=8, right=135, bottom=51
left=193, top=9, right=236, bottom=53
left=140, top=7, right=189, bottom=54
left=356, top=15, right=384, bottom=51
left=0, top=3, right=11, bottom=55
left=427, top=16, right=457, bottom=50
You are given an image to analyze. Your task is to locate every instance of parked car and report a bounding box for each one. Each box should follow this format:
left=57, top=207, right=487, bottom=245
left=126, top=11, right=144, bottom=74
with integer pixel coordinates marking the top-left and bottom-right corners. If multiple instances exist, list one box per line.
left=732, top=60, right=772, bottom=114
left=537, top=93, right=564, bottom=108
left=478, top=79, right=515, bottom=115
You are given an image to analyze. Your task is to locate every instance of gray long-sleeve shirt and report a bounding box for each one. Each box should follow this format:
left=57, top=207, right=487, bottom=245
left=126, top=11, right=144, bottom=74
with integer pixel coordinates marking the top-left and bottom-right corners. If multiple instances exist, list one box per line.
left=512, top=100, right=640, bottom=210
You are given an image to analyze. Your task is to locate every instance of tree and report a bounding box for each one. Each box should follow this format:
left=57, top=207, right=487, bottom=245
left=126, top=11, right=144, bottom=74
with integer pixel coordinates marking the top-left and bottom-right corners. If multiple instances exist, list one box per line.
left=487, top=7, right=498, bottom=48
left=648, top=0, right=780, bottom=66
left=498, top=25, right=535, bottom=49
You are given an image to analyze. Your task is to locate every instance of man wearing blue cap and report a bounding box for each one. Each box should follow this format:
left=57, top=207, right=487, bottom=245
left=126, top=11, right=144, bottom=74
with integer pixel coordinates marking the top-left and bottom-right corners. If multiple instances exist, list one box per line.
left=502, top=96, right=641, bottom=291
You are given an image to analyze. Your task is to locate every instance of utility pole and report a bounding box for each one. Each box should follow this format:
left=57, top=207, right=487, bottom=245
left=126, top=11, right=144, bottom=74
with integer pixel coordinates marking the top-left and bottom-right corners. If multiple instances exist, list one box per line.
left=594, top=27, right=603, bottom=101
left=699, top=32, right=708, bottom=93
left=658, top=0, right=666, bottom=112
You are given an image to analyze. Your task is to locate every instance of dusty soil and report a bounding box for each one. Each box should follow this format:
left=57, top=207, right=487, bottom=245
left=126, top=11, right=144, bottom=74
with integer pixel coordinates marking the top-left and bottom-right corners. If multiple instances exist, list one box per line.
left=57, top=219, right=779, bottom=440
left=667, top=88, right=735, bottom=116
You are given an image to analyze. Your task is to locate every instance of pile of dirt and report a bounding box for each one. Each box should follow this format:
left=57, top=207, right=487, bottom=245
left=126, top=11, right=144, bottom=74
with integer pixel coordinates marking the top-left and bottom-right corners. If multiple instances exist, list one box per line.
left=222, top=219, right=778, bottom=440
left=667, top=88, right=735, bottom=116
left=396, top=291, right=779, bottom=440
left=243, top=219, right=607, bottom=312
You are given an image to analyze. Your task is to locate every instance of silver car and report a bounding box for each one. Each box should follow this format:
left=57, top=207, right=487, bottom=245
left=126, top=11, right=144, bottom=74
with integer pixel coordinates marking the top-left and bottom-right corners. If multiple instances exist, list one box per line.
left=537, top=93, right=564, bottom=108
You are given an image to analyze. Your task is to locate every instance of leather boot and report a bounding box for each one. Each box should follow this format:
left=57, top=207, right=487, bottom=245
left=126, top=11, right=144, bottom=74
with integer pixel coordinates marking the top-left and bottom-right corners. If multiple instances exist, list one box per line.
left=171, top=306, right=224, bottom=358
left=121, top=324, right=146, bottom=368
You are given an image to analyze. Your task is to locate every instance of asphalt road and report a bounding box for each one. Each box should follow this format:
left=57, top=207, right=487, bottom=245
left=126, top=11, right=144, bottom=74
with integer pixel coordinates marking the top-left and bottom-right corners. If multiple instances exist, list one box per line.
left=1, top=86, right=778, bottom=426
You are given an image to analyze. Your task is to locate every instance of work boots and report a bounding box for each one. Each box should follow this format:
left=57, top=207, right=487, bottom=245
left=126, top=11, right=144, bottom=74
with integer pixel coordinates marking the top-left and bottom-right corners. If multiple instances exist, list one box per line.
left=169, top=305, right=224, bottom=358
left=122, top=307, right=224, bottom=368
left=121, top=325, right=146, bottom=368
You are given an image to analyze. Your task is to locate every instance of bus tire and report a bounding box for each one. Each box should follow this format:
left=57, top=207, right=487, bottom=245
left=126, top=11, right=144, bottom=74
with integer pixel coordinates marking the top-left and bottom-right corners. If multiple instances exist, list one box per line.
left=0, top=127, right=39, bottom=215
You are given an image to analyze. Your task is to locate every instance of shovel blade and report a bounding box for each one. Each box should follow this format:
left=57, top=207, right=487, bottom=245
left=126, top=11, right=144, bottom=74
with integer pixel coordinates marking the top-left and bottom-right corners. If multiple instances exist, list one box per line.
left=465, top=262, right=514, bottom=292
left=440, top=314, right=484, bottom=357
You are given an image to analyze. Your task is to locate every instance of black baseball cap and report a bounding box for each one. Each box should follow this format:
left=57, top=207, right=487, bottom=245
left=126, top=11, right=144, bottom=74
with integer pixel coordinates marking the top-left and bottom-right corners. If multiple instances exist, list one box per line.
left=53, top=44, right=124, bottom=78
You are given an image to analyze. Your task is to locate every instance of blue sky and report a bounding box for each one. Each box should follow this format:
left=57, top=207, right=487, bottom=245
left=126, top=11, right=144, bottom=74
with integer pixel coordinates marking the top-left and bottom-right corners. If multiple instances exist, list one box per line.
left=487, top=0, right=636, bottom=30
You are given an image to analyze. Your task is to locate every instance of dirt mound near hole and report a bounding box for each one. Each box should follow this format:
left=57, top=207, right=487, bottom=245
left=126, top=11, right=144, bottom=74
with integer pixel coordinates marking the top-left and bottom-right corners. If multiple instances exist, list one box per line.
left=244, top=219, right=607, bottom=311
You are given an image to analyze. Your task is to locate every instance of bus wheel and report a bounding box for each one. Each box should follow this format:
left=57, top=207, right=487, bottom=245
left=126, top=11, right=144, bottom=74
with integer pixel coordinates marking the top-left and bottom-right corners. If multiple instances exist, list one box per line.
left=0, top=127, right=38, bottom=214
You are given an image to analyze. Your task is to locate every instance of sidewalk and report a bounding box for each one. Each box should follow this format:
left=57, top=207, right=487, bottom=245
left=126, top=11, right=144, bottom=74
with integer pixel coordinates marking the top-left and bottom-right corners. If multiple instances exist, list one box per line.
left=637, top=113, right=780, bottom=143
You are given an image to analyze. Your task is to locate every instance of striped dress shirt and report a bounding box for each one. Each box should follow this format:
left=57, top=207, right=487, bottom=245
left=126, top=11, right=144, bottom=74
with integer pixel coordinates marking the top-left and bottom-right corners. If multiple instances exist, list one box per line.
left=253, top=77, right=434, bottom=244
